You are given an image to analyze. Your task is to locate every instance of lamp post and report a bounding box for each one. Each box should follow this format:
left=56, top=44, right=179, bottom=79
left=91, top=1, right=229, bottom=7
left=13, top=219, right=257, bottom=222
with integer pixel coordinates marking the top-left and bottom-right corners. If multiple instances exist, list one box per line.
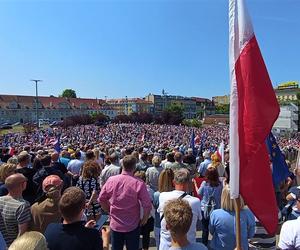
left=30, top=79, right=42, bottom=128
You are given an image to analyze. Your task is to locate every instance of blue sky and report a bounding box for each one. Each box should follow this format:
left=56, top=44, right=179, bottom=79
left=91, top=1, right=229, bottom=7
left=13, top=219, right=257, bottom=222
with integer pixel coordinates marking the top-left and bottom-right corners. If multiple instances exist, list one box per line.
left=0, top=0, right=299, bottom=99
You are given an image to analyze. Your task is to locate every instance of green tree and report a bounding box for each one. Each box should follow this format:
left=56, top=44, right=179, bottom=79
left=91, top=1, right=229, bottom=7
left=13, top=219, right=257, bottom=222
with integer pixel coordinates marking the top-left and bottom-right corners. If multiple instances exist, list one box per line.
left=60, top=89, right=77, bottom=98
left=215, top=104, right=230, bottom=114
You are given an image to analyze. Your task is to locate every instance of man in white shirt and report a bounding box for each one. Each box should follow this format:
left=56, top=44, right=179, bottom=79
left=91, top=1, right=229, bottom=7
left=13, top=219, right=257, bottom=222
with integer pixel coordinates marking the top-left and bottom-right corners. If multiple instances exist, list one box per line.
left=278, top=194, right=300, bottom=249
left=158, top=168, right=202, bottom=250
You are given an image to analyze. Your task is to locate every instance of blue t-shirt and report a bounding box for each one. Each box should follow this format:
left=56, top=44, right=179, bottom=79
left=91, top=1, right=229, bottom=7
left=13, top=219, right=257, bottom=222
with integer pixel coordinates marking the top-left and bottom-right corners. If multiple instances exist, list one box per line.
left=198, top=181, right=222, bottom=211
left=45, top=221, right=103, bottom=250
left=209, top=208, right=255, bottom=250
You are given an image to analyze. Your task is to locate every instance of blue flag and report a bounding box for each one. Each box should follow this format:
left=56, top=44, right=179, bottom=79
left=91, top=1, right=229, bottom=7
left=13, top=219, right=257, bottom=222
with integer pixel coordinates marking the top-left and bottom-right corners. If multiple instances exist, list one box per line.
left=190, top=130, right=196, bottom=156
left=266, top=132, right=290, bottom=187
left=53, top=136, right=61, bottom=153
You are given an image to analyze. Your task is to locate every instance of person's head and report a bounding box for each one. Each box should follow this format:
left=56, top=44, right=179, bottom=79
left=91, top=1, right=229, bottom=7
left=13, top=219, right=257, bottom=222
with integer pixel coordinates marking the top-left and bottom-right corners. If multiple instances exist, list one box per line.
left=93, top=148, right=100, bottom=159
left=203, top=150, right=211, bottom=160
left=109, top=153, right=119, bottom=164
left=131, top=151, right=139, bottom=161
left=0, top=163, right=17, bottom=183
left=7, top=157, right=18, bottom=165
left=134, top=170, right=146, bottom=182
left=152, top=155, right=161, bottom=167
left=173, top=168, right=190, bottom=191
left=5, top=173, right=27, bottom=195
left=17, top=151, right=30, bottom=167
left=122, top=155, right=137, bottom=172
left=221, top=184, right=244, bottom=211
left=74, top=151, right=81, bottom=160
left=164, top=199, right=192, bottom=239
left=42, top=175, right=63, bottom=193
left=205, top=166, right=220, bottom=187
left=158, top=168, right=174, bottom=193
left=174, top=152, right=183, bottom=163
left=166, top=152, right=175, bottom=163
left=51, top=151, right=59, bottom=162
left=61, top=150, right=70, bottom=159
left=59, top=187, right=86, bottom=222
left=211, top=152, right=221, bottom=167
left=40, top=155, right=52, bottom=167
left=9, top=231, right=48, bottom=250
left=85, top=150, right=95, bottom=161
left=82, top=160, right=101, bottom=179
left=140, top=152, right=148, bottom=161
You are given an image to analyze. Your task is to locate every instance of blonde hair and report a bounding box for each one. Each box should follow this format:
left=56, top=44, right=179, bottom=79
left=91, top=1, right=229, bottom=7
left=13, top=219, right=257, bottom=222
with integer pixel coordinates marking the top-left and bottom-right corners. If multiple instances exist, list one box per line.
left=158, top=168, right=174, bottom=193
left=93, top=148, right=100, bottom=159
left=0, top=163, right=17, bottom=183
left=9, top=231, right=48, bottom=250
left=221, top=184, right=244, bottom=211
left=152, top=156, right=161, bottom=167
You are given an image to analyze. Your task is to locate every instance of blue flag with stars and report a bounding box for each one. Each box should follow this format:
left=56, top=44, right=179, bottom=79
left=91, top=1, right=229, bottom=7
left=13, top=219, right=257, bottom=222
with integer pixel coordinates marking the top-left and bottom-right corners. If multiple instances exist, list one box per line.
left=190, top=130, right=196, bottom=156
left=266, top=132, right=290, bottom=187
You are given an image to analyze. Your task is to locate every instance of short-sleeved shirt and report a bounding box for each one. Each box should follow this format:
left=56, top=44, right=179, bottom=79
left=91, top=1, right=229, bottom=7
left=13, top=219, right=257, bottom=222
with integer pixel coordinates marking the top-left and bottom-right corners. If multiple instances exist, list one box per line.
left=278, top=216, right=300, bottom=249
left=0, top=196, right=31, bottom=246
left=44, top=221, right=103, bottom=250
left=158, top=190, right=202, bottom=250
left=169, top=242, right=207, bottom=250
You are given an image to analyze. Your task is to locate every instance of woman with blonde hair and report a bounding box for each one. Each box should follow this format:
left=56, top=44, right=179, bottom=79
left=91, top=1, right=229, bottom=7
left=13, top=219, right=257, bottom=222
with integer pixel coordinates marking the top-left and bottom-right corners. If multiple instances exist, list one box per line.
left=209, top=152, right=225, bottom=177
left=9, top=231, right=48, bottom=250
left=209, top=184, right=255, bottom=250
left=93, top=148, right=104, bottom=168
left=153, top=168, right=174, bottom=250
left=76, top=160, right=101, bottom=220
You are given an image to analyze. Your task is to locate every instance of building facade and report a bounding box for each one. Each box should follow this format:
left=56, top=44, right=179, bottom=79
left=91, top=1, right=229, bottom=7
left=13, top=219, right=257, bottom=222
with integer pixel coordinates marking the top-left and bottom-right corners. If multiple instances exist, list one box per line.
left=106, top=98, right=154, bottom=116
left=273, top=103, right=299, bottom=132
left=275, top=81, right=299, bottom=102
left=0, top=95, right=105, bottom=124
left=145, top=94, right=215, bottom=119
left=212, top=95, right=230, bottom=105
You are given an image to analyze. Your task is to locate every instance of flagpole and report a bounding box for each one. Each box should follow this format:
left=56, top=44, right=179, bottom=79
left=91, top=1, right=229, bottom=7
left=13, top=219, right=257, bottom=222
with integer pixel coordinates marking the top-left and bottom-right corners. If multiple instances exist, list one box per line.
left=234, top=197, right=242, bottom=250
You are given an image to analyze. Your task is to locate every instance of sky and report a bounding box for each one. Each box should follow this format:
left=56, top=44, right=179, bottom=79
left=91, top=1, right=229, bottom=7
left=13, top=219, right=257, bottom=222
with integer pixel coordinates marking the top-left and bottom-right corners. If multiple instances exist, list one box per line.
left=0, top=0, right=299, bottom=100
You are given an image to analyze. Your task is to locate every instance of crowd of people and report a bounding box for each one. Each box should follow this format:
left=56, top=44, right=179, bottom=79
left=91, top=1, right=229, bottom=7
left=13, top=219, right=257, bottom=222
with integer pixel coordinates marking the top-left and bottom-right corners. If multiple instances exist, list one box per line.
left=0, top=123, right=299, bottom=250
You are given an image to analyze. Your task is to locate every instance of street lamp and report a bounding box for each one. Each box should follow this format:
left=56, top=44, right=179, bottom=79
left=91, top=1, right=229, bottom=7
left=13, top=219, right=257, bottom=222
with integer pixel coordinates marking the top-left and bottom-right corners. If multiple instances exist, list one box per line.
left=30, top=79, right=42, bottom=128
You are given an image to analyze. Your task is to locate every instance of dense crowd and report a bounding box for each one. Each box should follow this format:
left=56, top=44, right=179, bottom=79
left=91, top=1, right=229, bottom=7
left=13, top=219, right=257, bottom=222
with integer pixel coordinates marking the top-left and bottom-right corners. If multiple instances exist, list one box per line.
left=0, top=124, right=299, bottom=250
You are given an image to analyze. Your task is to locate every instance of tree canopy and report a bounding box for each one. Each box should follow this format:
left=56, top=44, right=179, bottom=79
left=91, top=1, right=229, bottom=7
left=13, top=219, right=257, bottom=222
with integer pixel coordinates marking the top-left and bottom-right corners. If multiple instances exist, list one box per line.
left=60, top=89, right=77, bottom=98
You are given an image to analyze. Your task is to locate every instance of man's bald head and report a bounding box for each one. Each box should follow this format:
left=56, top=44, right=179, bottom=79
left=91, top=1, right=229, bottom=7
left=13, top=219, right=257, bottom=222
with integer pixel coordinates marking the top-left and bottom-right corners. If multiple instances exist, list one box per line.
left=5, top=173, right=27, bottom=191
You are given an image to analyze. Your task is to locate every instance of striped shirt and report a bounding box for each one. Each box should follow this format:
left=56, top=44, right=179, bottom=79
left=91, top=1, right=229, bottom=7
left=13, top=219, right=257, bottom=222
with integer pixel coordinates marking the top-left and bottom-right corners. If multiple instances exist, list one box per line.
left=0, top=196, right=31, bottom=246
left=249, top=220, right=276, bottom=249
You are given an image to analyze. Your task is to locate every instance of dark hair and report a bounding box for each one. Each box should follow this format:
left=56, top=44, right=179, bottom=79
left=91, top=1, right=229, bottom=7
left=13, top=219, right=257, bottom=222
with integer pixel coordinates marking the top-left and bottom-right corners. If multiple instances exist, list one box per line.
left=205, top=167, right=220, bottom=187
left=85, top=150, right=95, bottom=161
left=122, top=155, right=137, bottom=171
left=166, top=153, right=175, bottom=162
left=59, top=187, right=86, bottom=221
left=74, top=151, right=81, bottom=159
left=40, top=155, right=51, bottom=167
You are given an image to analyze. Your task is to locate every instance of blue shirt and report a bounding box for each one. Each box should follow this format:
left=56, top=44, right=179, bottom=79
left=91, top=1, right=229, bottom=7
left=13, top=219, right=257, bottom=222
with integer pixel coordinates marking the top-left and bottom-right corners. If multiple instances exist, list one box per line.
left=209, top=208, right=255, bottom=250
left=59, top=157, right=70, bottom=168
left=169, top=242, right=207, bottom=250
left=198, top=159, right=211, bottom=177
left=198, top=181, right=222, bottom=211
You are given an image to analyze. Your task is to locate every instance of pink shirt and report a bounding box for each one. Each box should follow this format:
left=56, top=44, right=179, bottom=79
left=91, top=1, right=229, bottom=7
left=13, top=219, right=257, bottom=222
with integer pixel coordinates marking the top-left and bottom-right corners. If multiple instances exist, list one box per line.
left=98, top=170, right=152, bottom=232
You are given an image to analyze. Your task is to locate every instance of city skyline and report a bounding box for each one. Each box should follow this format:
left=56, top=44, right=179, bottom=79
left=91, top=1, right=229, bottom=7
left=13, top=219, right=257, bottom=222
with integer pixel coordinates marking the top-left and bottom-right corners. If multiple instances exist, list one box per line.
left=0, top=0, right=299, bottom=99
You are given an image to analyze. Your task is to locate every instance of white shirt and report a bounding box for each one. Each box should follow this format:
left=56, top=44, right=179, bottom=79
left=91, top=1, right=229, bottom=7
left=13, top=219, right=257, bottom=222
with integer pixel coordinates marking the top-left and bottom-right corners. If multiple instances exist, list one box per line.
left=67, top=159, right=84, bottom=175
left=278, top=216, right=300, bottom=249
left=158, top=190, right=202, bottom=250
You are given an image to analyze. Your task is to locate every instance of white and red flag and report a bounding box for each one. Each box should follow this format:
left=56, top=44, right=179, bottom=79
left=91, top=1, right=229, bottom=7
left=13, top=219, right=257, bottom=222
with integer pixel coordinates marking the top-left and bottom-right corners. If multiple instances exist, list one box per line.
left=229, top=0, right=280, bottom=234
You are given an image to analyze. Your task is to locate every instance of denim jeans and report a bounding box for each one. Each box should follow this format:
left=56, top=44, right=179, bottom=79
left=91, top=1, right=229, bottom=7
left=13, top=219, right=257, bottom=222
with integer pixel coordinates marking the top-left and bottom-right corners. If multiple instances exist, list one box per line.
left=111, top=226, right=140, bottom=250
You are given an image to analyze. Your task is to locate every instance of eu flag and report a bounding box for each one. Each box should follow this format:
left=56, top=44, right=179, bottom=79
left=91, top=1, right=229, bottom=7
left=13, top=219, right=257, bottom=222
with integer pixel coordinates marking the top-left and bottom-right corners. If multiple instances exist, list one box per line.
left=266, top=132, right=290, bottom=187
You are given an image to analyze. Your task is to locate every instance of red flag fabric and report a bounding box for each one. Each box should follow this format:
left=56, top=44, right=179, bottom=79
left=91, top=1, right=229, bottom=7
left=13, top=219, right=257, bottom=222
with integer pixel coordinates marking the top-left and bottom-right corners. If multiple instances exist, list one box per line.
left=229, top=0, right=280, bottom=234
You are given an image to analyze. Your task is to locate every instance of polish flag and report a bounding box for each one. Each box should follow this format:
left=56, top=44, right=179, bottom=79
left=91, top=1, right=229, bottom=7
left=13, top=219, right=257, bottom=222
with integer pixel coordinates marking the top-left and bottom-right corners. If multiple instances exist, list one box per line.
left=229, top=0, right=280, bottom=234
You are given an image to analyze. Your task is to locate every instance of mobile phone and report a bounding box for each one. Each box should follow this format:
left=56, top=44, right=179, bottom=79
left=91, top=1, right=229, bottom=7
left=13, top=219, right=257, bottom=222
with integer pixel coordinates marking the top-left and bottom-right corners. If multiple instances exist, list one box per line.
left=94, top=215, right=109, bottom=231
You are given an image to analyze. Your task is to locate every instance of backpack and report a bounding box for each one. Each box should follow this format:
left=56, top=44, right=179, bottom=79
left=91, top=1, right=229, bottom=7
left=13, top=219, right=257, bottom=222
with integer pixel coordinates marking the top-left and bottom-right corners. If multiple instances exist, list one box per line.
left=203, top=187, right=216, bottom=220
